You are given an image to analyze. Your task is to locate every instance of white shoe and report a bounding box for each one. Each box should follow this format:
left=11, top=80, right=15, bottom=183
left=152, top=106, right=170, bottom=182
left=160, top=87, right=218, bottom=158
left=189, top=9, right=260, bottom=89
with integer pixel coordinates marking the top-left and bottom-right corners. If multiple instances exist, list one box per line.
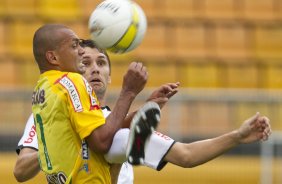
left=126, top=101, right=161, bottom=165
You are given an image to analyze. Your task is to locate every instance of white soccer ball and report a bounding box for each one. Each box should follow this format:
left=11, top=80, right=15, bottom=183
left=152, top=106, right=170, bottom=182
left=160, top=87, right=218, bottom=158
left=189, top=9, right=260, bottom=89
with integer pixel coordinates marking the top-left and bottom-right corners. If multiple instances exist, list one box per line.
left=88, top=0, right=147, bottom=54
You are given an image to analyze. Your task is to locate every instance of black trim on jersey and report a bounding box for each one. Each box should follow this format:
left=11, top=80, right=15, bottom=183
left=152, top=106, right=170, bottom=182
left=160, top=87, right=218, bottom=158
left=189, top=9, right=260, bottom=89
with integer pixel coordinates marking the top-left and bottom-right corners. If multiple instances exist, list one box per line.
left=101, top=106, right=111, bottom=111
left=16, top=145, right=38, bottom=155
left=156, top=141, right=176, bottom=171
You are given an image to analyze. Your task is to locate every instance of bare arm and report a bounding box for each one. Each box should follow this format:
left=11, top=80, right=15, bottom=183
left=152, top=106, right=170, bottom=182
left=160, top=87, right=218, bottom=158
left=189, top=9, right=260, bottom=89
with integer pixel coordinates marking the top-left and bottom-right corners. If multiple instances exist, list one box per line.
left=121, top=82, right=180, bottom=128
left=86, top=62, right=147, bottom=153
left=165, top=113, right=271, bottom=168
left=13, top=148, right=40, bottom=182
left=110, top=164, right=122, bottom=184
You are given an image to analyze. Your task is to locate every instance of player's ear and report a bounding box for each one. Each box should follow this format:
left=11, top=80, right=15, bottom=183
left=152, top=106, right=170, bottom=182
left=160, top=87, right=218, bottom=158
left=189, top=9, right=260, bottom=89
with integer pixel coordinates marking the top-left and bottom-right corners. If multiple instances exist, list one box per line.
left=46, top=51, right=59, bottom=65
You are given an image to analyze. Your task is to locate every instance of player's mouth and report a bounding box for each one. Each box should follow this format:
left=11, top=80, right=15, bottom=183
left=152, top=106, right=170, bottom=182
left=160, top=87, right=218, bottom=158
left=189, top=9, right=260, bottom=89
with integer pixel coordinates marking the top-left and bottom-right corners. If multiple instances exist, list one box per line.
left=90, top=78, right=103, bottom=86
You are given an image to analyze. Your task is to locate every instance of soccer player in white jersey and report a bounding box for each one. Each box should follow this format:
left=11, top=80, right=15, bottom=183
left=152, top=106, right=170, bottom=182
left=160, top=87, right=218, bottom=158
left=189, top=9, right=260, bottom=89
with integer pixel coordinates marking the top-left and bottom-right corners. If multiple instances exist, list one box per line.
left=14, top=38, right=272, bottom=183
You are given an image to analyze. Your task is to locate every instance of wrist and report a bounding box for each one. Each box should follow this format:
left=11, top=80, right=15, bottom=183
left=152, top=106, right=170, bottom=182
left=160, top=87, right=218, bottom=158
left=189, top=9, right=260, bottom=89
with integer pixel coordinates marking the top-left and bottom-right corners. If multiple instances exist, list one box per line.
left=119, top=90, right=136, bottom=101
left=230, top=130, right=241, bottom=144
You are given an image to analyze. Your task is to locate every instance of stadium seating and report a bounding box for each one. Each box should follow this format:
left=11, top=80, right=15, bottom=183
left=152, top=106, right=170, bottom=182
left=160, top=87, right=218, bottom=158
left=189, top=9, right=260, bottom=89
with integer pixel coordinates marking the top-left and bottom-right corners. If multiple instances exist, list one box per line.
left=204, top=0, right=237, bottom=21
left=0, top=59, right=17, bottom=86
left=214, top=24, right=250, bottom=59
left=0, top=0, right=281, bottom=89
left=146, top=62, right=178, bottom=86
left=225, top=63, right=259, bottom=88
left=80, top=0, right=101, bottom=20
left=253, top=26, right=282, bottom=60
left=134, top=23, right=168, bottom=58
left=7, top=20, right=42, bottom=59
left=180, top=62, right=219, bottom=88
left=37, top=0, right=82, bottom=22
left=265, top=64, right=282, bottom=88
left=5, top=0, right=36, bottom=18
left=174, top=24, right=208, bottom=58
left=243, top=0, right=275, bottom=22
left=0, top=21, right=6, bottom=56
left=163, top=0, right=196, bottom=20
left=137, top=0, right=164, bottom=20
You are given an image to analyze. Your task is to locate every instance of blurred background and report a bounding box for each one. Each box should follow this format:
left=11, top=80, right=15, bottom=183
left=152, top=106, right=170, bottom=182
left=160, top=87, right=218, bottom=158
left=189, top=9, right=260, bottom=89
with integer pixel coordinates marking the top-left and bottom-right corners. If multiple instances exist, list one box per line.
left=0, top=0, right=282, bottom=183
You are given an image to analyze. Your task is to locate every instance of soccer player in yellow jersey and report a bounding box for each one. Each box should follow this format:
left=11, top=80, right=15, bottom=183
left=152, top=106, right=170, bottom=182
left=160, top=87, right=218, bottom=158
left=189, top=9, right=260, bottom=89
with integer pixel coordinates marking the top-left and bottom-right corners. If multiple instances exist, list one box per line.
left=31, top=24, right=159, bottom=184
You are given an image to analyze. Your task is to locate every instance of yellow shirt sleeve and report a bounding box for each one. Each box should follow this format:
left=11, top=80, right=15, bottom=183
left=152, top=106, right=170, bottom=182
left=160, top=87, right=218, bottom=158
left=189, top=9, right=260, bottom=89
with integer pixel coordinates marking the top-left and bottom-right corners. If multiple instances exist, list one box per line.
left=59, top=72, right=106, bottom=139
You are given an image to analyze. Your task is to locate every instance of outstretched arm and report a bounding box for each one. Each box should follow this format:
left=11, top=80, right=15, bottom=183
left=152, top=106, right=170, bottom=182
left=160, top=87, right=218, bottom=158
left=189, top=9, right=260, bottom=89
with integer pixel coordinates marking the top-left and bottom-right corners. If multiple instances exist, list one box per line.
left=165, top=112, right=271, bottom=168
left=13, top=148, right=40, bottom=182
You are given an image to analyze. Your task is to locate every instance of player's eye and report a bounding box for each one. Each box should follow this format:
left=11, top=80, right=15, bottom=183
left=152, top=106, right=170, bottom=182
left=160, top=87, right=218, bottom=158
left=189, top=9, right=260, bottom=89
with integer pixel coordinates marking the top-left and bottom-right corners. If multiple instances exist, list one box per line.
left=72, top=42, right=78, bottom=48
left=72, top=39, right=81, bottom=48
left=82, top=59, right=91, bottom=66
left=97, top=59, right=106, bottom=66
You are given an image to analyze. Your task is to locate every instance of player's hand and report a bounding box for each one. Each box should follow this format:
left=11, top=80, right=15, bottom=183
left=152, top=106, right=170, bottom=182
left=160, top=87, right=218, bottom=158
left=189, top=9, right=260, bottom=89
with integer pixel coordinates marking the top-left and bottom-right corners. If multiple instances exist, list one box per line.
left=236, top=112, right=271, bottom=144
left=147, top=82, right=180, bottom=109
left=122, top=62, right=148, bottom=96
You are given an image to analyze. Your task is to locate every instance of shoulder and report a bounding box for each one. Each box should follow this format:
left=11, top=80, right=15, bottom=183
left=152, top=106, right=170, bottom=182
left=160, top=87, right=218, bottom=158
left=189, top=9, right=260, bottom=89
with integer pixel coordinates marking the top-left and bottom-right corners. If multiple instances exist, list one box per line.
left=55, top=72, right=88, bottom=94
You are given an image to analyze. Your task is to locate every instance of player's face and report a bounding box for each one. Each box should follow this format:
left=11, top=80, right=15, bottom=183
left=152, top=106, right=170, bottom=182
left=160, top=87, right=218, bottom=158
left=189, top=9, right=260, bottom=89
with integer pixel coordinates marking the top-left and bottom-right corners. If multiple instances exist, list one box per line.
left=54, top=29, right=86, bottom=74
left=82, top=47, right=111, bottom=96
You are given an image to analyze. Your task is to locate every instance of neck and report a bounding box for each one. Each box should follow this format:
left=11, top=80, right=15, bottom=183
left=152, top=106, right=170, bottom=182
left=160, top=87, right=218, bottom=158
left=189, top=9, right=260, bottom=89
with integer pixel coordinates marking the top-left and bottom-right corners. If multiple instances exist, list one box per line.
left=96, top=92, right=106, bottom=107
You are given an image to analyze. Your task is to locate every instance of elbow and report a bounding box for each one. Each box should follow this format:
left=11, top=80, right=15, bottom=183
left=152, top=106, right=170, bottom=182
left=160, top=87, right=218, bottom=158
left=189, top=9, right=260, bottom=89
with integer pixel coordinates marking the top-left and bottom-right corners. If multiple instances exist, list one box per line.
left=183, top=163, right=198, bottom=169
left=180, top=157, right=202, bottom=168
left=86, top=129, right=114, bottom=154
left=176, top=151, right=199, bottom=168
left=89, top=143, right=111, bottom=154
left=87, top=136, right=112, bottom=154
left=179, top=159, right=195, bottom=168
left=13, top=169, right=26, bottom=183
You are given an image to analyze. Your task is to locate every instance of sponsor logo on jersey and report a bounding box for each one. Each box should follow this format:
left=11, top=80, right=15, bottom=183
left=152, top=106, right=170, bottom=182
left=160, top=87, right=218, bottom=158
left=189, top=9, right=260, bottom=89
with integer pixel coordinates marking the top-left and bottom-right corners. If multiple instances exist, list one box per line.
left=81, top=140, right=90, bottom=173
left=154, top=131, right=172, bottom=141
left=82, top=78, right=100, bottom=110
left=59, top=76, right=83, bottom=112
left=32, top=88, right=45, bottom=105
left=82, top=141, right=89, bottom=160
left=24, top=124, right=36, bottom=144
left=46, top=171, right=67, bottom=184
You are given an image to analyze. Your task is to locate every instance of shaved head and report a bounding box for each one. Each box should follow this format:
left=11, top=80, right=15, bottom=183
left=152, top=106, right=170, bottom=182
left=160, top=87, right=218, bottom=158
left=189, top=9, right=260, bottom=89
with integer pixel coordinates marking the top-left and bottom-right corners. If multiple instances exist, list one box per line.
left=33, top=24, right=70, bottom=69
left=33, top=24, right=85, bottom=74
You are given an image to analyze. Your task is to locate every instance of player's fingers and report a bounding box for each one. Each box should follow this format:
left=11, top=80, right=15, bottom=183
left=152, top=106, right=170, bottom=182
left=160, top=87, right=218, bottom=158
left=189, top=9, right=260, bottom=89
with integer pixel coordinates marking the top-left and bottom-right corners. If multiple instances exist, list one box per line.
left=262, top=131, right=270, bottom=141
left=132, top=62, right=147, bottom=75
left=166, top=89, right=178, bottom=99
left=128, top=61, right=138, bottom=70
left=165, top=82, right=180, bottom=89
left=265, top=125, right=272, bottom=136
left=246, top=112, right=260, bottom=125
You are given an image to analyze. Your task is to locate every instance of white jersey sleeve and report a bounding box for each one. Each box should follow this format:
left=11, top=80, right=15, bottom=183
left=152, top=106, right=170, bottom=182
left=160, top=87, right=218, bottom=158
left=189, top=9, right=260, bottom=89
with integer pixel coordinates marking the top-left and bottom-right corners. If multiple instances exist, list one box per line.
left=16, top=114, right=38, bottom=154
left=105, top=128, right=175, bottom=171
left=144, top=131, right=175, bottom=171
left=117, top=162, right=134, bottom=184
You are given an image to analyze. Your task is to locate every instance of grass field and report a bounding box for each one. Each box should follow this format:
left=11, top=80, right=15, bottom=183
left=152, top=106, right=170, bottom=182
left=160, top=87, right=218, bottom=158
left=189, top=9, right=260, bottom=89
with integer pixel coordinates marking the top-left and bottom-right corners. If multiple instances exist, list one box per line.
left=1, top=152, right=281, bottom=184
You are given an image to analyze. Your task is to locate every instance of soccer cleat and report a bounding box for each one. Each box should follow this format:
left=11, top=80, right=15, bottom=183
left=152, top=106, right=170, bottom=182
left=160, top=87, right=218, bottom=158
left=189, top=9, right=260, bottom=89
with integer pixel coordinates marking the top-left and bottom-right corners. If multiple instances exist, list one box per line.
left=126, top=101, right=161, bottom=165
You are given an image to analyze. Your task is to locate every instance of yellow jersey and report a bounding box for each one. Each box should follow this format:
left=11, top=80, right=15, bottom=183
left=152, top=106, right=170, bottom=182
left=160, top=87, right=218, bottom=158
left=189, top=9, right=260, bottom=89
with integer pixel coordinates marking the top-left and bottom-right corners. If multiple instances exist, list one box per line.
left=32, top=70, right=110, bottom=184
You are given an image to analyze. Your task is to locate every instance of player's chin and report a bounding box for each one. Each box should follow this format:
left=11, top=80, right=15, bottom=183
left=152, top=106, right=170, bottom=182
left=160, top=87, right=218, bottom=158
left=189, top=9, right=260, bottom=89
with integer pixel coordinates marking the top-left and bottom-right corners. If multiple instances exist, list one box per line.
left=92, top=84, right=106, bottom=93
left=91, top=82, right=103, bottom=89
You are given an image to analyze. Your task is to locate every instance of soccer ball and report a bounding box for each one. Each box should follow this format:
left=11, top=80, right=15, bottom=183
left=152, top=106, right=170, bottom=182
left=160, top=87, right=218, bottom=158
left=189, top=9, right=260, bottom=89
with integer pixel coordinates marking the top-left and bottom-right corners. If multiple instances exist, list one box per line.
left=88, top=0, right=147, bottom=54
